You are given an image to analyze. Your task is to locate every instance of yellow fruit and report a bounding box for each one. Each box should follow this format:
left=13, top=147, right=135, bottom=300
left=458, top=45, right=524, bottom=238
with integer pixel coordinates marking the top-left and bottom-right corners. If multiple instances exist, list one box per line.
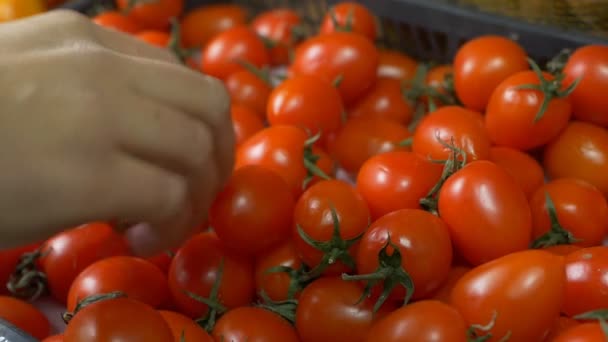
left=0, top=0, right=46, bottom=22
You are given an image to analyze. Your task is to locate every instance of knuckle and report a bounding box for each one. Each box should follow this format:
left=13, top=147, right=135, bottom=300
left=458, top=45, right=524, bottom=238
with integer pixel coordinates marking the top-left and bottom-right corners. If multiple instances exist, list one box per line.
left=156, top=175, right=189, bottom=221
left=187, top=123, right=214, bottom=170
left=204, top=76, right=232, bottom=126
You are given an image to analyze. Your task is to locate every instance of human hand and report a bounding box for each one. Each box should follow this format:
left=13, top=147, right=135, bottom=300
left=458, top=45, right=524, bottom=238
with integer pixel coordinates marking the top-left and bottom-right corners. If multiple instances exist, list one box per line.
left=0, top=10, right=234, bottom=255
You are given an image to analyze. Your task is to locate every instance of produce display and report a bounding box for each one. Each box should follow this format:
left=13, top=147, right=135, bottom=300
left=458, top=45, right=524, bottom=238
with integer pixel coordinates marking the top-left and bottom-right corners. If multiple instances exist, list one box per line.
left=1, top=0, right=608, bottom=341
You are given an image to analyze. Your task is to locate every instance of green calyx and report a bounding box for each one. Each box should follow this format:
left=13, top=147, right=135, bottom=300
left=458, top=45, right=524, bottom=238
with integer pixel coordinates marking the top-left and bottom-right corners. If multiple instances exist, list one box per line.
left=255, top=290, right=299, bottom=325
left=7, top=248, right=47, bottom=301
left=467, top=311, right=512, bottom=342
left=187, top=259, right=228, bottom=333
left=62, top=291, right=126, bottom=323
left=302, top=132, right=332, bottom=189
left=531, top=192, right=580, bottom=248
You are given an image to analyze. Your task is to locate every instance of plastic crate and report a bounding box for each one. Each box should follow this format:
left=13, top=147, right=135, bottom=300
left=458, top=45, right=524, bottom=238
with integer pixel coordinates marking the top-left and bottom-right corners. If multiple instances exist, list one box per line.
left=60, top=0, right=608, bottom=64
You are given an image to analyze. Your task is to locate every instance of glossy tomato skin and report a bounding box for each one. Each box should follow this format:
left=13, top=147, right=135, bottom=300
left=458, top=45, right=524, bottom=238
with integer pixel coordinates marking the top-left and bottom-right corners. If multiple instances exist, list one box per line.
left=254, top=240, right=303, bottom=301
left=451, top=250, right=566, bottom=342
left=291, top=31, right=379, bottom=105
left=116, top=0, right=183, bottom=30
left=231, top=103, right=265, bottom=147
left=485, top=70, right=573, bottom=150
left=544, top=121, right=608, bottom=197
left=66, top=256, right=169, bottom=312
left=531, top=179, right=608, bottom=248
left=225, top=69, right=272, bottom=120
left=252, top=9, right=302, bottom=66
left=488, top=146, right=545, bottom=198
left=365, top=300, right=468, bottom=342
left=267, top=74, right=344, bottom=144
left=377, top=49, right=418, bottom=81
left=545, top=317, right=580, bottom=342
left=213, top=307, right=300, bottom=342
left=210, top=165, right=295, bottom=256
left=320, top=2, right=377, bottom=41
left=553, top=323, right=605, bottom=342
left=168, top=232, right=254, bottom=318
left=41, top=334, right=63, bottom=342
left=438, top=160, right=532, bottom=265
left=562, top=246, right=608, bottom=317
left=412, top=105, right=491, bottom=162
left=356, top=151, right=443, bottom=220
left=40, top=222, right=131, bottom=303
left=356, top=209, right=453, bottom=301
left=329, top=117, right=411, bottom=176
left=146, top=250, right=174, bottom=274
left=158, top=310, right=213, bottom=342
left=201, top=26, right=270, bottom=80
left=454, top=35, right=528, bottom=111
left=430, top=265, right=471, bottom=304
left=180, top=4, right=247, bottom=49
left=92, top=11, right=141, bottom=34
left=0, top=296, right=50, bottom=340
left=0, top=242, right=40, bottom=295
left=235, top=125, right=335, bottom=197
left=348, top=77, right=414, bottom=124
left=135, top=30, right=170, bottom=47
left=293, top=180, right=371, bottom=275
left=296, top=277, right=396, bottom=342
left=63, top=297, right=173, bottom=342
left=563, top=45, right=608, bottom=127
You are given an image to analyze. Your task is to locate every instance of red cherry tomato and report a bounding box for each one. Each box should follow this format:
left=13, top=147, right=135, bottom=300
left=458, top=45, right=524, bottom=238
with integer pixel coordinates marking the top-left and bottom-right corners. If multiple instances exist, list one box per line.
left=158, top=310, right=214, bottom=342
left=146, top=250, right=174, bottom=274
left=412, top=105, right=491, bottom=162
left=488, top=146, right=545, bottom=198
left=451, top=250, right=565, bottom=342
left=41, top=334, right=63, bottom=342
left=0, top=296, right=50, bottom=340
left=252, top=9, right=302, bottom=66
left=291, top=31, right=379, bottom=105
left=225, top=69, right=272, bottom=120
left=213, top=307, right=300, bottom=342
left=453, top=35, right=528, bottom=111
left=231, top=104, right=265, bottom=147
left=563, top=45, right=608, bottom=127
left=356, top=151, right=443, bottom=220
left=254, top=240, right=303, bottom=301
left=201, top=26, right=270, bottom=80
left=210, top=165, right=295, bottom=256
left=168, top=232, right=254, bottom=318
left=116, top=0, right=183, bottom=30
left=562, top=246, right=608, bottom=317
left=377, top=49, right=418, bottom=81
left=66, top=256, right=169, bottom=312
left=320, top=2, right=377, bottom=41
left=348, top=77, right=414, bottom=124
left=544, top=316, right=580, bottom=342
left=135, top=30, right=170, bottom=47
left=180, top=4, right=247, bottom=49
left=0, top=242, right=40, bottom=295
left=552, top=322, right=606, bottom=342
left=92, top=11, right=141, bottom=34
left=438, top=160, right=532, bottom=265
left=430, top=266, right=471, bottom=304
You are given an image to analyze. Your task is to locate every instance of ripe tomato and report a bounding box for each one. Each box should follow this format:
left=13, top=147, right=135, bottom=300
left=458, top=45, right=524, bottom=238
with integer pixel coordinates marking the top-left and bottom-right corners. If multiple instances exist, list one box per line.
left=553, top=322, right=606, bottom=342
left=64, top=297, right=173, bottom=342
left=454, top=35, right=528, bottom=111
left=180, top=4, right=247, bottom=49
left=291, top=31, right=379, bottom=105
left=485, top=70, right=573, bottom=150
left=293, top=180, right=370, bottom=275
left=563, top=45, right=608, bottom=127
left=41, top=334, right=63, bottom=342
left=488, top=146, right=545, bottom=198
left=116, top=0, right=183, bottom=30
left=33, top=222, right=130, bottom=303
left=366, top=300, right=468, bottom=342
left=320, top=2, right=377, bottom=41
left=213, top=307, right=300, bottom=342
left=451, top=250, right=565, bottom=342
left=201, top=26, right=270, bottom=80
left=426, top=64, right=454, bottom=97
left=67, top=256, right=169, bottom=312
left=329, top=117, right=411, bottom=176
left=0, top=0, right=45, bottom=22
left=252, top=9, right=302, bottom=66
left=296, top=277, right=396, bottom=342
left=0, top=296, right=50, bottom=340
left=146, top=250, right=174, bottom=274
left=412, top=105, right=491, bottom=162
left=545, top=317, right=580, bottom=341
left=438, top=160, right=532, bottom=265
left=356, top=151, right=443, bottom=220
left=530, top=179, right=608, bottom=248
left=348, top=77, right=414, bottom=124
left=430, top=265, right=471, bottom=304
left=158, top=310, right=213, bottom=342
left=92, top=11, right=141, bottom=34
left=544, top=121, right=608, bottom=197
left=210, top=165, right=295, bottom=256
left=354, top=209, right=453, bottom=302
left=225, top=69, right=272, bottom=120
left=562, top=246, right=608, bottom=317
left=377, top=49, right=418, bottom=81
left=267, top=74, right=344, bottom=144
left=255, top=240, right=303, bottom=301
left=135, top=30, right=170, bottom=47
left=168, top=232, right=254, bottom=318
left=0, top=242, right=39, bottom=295
left=235, top=125, right=335, bottom=197
left=231, top=103, right=265, bottom=147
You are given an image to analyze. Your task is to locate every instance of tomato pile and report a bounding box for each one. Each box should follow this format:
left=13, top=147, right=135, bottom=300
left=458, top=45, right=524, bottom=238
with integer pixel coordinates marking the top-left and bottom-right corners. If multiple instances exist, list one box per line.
left=2, top=1, right=608, bottom=341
